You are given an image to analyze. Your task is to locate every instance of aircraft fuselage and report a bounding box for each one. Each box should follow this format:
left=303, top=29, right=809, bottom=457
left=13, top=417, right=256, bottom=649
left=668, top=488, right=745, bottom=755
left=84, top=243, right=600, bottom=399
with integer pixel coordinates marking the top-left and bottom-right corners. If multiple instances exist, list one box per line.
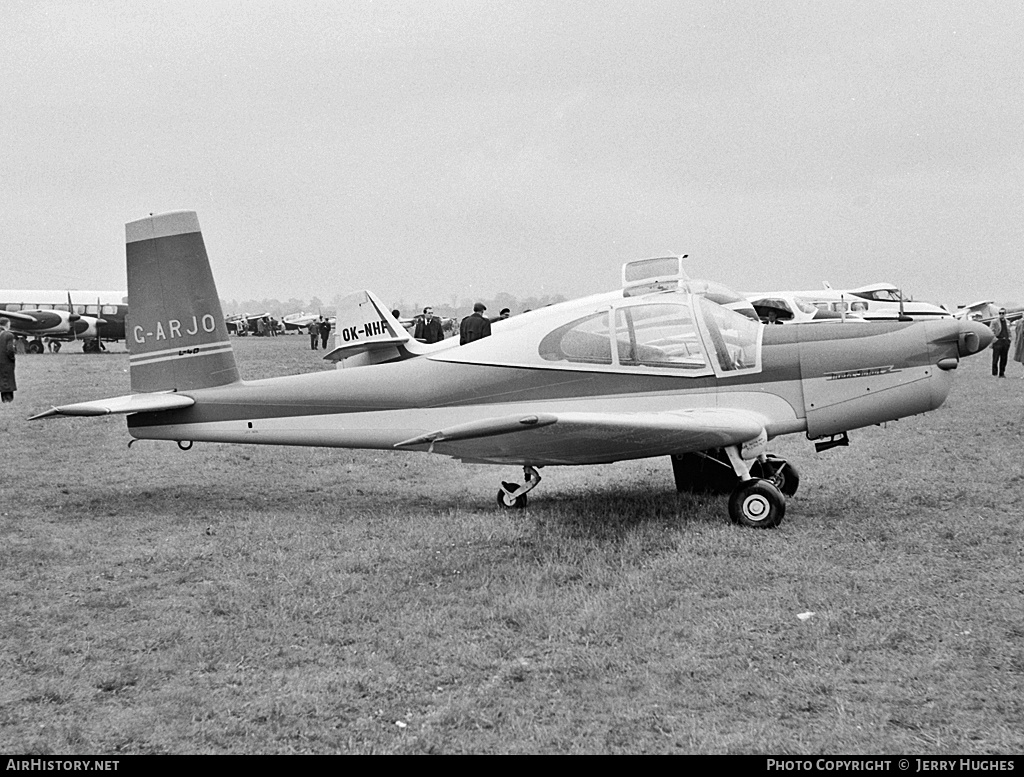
left=126, top=316, right=966, bottom=466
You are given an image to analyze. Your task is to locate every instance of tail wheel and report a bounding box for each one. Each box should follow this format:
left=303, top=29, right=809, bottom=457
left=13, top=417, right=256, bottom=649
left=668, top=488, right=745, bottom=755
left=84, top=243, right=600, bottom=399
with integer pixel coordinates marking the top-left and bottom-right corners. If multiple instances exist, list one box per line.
left=729, top=479, right=785, bottom=528
left=497, top=483, right=528, bottom=509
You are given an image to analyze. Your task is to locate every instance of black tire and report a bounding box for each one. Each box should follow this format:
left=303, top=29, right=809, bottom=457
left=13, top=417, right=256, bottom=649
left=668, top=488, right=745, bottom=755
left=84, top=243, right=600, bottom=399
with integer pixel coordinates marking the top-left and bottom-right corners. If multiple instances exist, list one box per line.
left=496, top=484, right=528, bottom=509
left=27, top=340, right=44, bottom=355
left=750, top=456, right=801, bottom=497
left=728, top=479, right=785, bottom=528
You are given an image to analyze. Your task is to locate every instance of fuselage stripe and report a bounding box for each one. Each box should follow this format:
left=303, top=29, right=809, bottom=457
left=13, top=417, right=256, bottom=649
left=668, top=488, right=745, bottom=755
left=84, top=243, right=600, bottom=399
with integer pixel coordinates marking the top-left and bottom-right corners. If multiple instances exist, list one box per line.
left=130, top=343, right=234, bottom=366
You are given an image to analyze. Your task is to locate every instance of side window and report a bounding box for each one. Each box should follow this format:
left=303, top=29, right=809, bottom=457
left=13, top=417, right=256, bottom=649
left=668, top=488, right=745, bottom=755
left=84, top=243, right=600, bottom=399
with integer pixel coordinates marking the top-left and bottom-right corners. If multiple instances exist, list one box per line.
left=102, top=305, right=118, bottom=315
left=539, top=312, right=612, bottom=365
left=615, top=304, right=707, bottom=370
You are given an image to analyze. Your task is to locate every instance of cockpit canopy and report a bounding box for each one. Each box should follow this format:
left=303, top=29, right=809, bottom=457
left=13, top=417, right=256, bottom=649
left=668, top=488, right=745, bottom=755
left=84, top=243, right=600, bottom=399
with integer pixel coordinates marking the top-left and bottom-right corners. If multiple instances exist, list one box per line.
left=539, top=295, right=761, bottom=377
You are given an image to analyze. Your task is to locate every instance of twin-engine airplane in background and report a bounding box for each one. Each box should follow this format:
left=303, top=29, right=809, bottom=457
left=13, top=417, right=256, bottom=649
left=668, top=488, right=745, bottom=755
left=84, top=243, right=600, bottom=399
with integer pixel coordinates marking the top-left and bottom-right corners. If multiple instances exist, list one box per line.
left=33, top=212, right=992, bottom=528
left=1, top=290, right=128, bottom=352
left=746, top=283, right=951, bottom=324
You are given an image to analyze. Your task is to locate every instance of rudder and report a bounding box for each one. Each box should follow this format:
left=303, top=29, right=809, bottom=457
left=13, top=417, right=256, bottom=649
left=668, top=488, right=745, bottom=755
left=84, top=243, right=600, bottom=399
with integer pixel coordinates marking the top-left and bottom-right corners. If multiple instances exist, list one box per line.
left=126, top=211, right=240, bottom=392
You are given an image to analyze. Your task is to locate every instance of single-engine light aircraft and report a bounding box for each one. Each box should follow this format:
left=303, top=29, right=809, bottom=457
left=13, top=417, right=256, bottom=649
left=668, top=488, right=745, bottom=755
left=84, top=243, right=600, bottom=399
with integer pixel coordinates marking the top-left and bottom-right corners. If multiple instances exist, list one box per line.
left=1, top=289, right=128, bottom=352
left=32, top=212, right=992, bottom=528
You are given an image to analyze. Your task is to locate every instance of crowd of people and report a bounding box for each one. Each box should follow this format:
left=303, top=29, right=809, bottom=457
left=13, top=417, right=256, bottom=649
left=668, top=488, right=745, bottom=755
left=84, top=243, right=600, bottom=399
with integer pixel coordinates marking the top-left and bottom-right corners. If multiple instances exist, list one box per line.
left=398, top=304, right=511, bottom=345
left=230, top=304, right=515, bottom=351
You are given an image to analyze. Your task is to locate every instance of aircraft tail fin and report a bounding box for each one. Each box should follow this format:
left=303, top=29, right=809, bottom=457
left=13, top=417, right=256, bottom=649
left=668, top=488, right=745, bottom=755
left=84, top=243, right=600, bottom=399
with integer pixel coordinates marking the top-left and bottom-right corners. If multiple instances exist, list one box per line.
left=125, top=211, right=241, bottom=392
left=323, top=289, right=431, bottom=367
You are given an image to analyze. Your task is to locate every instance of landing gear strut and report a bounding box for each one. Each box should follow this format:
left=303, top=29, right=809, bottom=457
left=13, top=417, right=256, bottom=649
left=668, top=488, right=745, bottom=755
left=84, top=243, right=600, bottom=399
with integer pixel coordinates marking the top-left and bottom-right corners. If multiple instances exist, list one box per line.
left=672, top=445, right=797, bottom=528
left=497, top=465, right=541, bottom=509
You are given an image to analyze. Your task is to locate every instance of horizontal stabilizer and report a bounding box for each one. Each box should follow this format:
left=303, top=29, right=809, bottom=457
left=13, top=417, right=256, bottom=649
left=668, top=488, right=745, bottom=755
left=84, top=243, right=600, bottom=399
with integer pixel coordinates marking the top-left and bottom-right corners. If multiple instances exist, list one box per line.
left=30, top=392, right=195, bottom=420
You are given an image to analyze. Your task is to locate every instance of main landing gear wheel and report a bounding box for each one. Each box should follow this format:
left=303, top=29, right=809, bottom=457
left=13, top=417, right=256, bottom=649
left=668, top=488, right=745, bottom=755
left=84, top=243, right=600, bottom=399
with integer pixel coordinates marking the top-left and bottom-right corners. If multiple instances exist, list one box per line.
left=728, top=479, right=786, bottom=529
left=750, top=456, right=800, bottom=497
left=26, top=340, right=44, bottom=355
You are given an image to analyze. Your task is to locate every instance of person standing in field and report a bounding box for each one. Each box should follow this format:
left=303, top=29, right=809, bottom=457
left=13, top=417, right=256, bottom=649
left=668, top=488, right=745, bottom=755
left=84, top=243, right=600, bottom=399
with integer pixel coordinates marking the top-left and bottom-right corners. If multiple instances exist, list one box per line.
left=460, top=302, right=491, bottom=345
left=990, top=308, right=1011, bottom=377
left=413, top=306, right=445, bottom=344
left=1012, top=315, right=1024, bottom=377
left=307, top=321, right=319, bottom=350
left=0, top=318, right=17, bottom=403
left=318, top=316, right=332, bottom=350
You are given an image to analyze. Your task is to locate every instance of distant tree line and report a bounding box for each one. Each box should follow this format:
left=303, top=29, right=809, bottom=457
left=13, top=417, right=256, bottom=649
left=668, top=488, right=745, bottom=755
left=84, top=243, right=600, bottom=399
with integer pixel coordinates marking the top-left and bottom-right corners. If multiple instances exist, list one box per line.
left=221, top=292, right=568, bottom=320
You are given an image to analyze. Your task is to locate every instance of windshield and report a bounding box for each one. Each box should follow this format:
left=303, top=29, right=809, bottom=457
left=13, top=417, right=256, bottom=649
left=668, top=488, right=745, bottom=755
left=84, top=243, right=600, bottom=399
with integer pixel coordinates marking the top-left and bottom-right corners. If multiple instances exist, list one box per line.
left=697, top=297, right=762, bottom=373
left=855, top=289, right=903, bottom=302
left=792, top=297, right=821, bottom=314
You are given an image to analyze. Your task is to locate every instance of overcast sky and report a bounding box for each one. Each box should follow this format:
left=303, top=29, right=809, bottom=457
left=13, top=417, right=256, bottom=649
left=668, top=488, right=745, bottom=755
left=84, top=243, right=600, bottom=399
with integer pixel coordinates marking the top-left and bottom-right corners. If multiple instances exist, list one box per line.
left=3, top=1, right=1021, bottom=310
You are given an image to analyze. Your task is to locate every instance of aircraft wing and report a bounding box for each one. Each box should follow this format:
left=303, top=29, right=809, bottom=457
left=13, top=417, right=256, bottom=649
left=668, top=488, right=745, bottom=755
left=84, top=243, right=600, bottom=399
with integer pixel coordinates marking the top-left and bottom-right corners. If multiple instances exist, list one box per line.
left=4, top=309, right=43, bottom=323
left=395, top=408, right=769, bottom=465
left=29, top=392, right=195, bottom=420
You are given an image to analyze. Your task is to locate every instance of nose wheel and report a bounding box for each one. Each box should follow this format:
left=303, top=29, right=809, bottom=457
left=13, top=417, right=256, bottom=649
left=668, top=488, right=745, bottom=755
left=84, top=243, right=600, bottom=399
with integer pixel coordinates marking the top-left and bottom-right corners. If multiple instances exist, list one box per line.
left=497, top=466, right=541, bottom=509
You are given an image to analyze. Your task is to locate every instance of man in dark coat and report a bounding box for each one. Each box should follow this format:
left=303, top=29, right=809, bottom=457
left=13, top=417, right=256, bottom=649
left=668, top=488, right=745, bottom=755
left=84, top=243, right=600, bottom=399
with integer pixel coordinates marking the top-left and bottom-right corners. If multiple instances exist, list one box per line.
left=0, top=318, right=17, bottom=403
left=459, top=302, right=492, bottom=345
left=991, top=308, right=1011, bottom=377
left=413, top=307, right=445, bottom=344
left=318, top=317, right=332, bottom=350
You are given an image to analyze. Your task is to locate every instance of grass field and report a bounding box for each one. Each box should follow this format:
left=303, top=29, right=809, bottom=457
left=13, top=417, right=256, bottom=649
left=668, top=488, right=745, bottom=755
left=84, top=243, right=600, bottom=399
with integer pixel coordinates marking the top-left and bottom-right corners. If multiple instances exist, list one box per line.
left=1, top=335, right=1022, bottom=754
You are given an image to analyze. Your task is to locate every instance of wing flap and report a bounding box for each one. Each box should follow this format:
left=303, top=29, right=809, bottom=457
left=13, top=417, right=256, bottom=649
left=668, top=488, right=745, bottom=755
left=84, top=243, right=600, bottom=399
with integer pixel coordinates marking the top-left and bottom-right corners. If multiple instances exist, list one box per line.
left=395, top=413, right=559, bottom=447
left=30, top=392, right=195, bottom=420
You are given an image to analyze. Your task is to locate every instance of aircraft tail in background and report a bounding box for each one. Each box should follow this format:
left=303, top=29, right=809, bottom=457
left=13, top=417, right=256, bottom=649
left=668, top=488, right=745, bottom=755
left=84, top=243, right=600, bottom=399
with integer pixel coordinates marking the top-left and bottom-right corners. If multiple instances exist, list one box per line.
left=125, top=211, right=240, bottom=393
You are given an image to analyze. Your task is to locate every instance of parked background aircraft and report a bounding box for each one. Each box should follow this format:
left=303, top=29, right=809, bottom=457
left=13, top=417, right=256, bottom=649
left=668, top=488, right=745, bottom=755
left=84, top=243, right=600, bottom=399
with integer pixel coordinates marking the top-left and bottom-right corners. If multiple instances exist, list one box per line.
left=0, top=289, right=127, bottom=352
left=745, top=283, right=951, bottom=323
left=281, top=311, right=319, bottom=331
left=747, top=295, right=845, bottom=324
left=33, top=212, right=991, bottom=529
left=226, top=312, right=286, bottom=336
left=954, top=300, right=1024, bottom=324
